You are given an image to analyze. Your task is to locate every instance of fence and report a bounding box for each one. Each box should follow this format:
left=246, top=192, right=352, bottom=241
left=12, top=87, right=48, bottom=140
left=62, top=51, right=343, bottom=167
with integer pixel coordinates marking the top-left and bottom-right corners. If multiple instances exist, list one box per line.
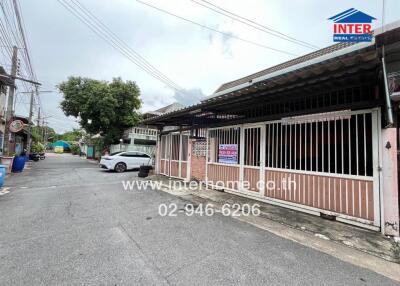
left=205, top=108, right=380, bottom=229
left=156, top=108, right=381, bottom=229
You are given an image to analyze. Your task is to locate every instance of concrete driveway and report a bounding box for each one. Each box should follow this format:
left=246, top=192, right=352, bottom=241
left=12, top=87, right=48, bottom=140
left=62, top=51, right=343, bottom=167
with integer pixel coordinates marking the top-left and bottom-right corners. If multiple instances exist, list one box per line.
left=0, top=154, right=398, bottom=285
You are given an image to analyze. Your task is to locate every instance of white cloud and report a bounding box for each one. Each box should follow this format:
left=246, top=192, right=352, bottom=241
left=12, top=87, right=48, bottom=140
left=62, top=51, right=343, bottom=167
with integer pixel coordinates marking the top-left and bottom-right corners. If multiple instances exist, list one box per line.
left=174, top=88, right=206, bottom=106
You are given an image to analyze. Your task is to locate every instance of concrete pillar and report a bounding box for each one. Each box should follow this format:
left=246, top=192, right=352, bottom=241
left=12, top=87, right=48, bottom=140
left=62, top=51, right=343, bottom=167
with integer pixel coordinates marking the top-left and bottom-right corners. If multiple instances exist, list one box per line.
left=187, top=139, right=193, bottom=181
left=155, top=136, right=161, bottom=174
left=381, top=128, right=399, bottom=236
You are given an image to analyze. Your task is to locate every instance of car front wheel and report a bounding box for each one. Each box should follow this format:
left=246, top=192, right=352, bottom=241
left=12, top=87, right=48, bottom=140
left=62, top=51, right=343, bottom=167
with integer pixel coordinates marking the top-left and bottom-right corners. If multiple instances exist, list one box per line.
left=114, top=162, right=127, bottom=173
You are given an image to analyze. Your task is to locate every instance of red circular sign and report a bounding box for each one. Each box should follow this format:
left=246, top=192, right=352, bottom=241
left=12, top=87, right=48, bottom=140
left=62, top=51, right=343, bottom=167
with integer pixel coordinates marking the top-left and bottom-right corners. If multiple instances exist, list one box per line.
left=9, top=120, right=24, bottom=133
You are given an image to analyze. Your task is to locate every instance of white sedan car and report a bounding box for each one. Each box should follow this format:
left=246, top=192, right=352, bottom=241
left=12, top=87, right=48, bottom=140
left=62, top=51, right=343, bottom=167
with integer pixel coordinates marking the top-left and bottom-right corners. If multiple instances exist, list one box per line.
left=99, top=151, right=152, bottom=172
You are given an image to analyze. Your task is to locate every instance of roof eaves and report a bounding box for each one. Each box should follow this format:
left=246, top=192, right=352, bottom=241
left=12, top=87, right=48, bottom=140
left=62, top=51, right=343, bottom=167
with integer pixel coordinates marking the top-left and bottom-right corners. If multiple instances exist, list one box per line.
left=143, top=103, right=203, bottom=124
left=209, top=41, right=374, bottom=99
left=209, top=20, right=400, bottom=98
left=144, top=20, right=400, bottom=125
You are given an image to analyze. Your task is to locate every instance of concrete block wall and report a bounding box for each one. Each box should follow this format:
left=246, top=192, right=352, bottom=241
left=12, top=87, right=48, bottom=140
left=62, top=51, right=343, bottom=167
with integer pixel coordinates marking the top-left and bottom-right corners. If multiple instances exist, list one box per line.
left=191, top=154, right=206, bottom=181
left=190, top=139, right=206, bottom=181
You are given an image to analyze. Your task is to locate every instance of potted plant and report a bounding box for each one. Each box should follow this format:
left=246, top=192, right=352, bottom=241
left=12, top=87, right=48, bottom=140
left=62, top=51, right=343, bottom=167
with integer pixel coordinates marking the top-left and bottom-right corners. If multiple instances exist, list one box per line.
left=70, top=144, right=81, bottom=155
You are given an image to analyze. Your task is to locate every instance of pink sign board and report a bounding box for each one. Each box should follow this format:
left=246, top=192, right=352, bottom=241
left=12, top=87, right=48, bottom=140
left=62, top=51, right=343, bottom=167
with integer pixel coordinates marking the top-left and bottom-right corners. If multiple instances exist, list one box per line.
left=218, top=144, right=238, bottom=164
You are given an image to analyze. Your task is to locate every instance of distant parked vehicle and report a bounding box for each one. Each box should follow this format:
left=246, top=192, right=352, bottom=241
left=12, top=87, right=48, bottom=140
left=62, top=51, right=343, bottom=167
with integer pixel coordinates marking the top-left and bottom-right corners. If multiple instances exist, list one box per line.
left=29, top=152, right=40, bottom=162
left=99, top=151, right=152, bottom=173
left=39, top=152, right=46, bottom=160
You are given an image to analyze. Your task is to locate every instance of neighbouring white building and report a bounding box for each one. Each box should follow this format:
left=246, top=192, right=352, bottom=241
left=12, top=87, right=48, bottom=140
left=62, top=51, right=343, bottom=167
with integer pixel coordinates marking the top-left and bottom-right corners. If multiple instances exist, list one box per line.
left=110, top=103, right=184, bottom=155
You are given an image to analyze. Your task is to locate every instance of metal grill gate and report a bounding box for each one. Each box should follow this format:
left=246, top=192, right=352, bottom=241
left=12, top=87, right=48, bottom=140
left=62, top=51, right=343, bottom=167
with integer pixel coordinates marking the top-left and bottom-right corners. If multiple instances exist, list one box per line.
left=206, top=108, right=381, bottom=229
left=242, top=125, right=264, bottom=192
left=160, top=133, right=189, bottom=180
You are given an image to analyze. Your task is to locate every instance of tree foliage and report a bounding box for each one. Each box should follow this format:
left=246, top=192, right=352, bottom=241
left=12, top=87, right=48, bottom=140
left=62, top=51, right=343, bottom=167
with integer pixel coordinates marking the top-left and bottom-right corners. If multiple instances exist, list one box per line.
left=31, top=142, right=45, bottom=153
left=58, top=77, right=141, bottom=146
left=58, top=129, right=84, bottom=142
left=70, top=143, right=81, bottom=155
left=31, top=126, right=56, bottom=143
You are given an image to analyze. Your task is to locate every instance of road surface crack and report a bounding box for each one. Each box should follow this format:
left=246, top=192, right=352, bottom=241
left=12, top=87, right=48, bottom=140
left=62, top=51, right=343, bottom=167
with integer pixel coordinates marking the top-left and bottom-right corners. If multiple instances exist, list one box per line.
left=66, top=201, right=73, bottom=217
left=118, top=223, right=171, bottom=285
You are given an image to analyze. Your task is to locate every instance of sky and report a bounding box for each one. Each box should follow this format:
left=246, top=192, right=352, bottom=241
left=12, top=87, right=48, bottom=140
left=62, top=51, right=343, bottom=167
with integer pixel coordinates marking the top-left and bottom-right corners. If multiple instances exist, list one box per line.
left=11, top=0, right=400, bottom=133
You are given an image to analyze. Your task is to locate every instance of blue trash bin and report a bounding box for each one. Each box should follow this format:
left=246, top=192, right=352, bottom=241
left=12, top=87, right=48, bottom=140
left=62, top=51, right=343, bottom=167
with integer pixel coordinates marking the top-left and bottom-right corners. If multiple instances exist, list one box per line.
left=12, top=155, right=26, bottom=172
left=0, top=164, right=6, bottom=188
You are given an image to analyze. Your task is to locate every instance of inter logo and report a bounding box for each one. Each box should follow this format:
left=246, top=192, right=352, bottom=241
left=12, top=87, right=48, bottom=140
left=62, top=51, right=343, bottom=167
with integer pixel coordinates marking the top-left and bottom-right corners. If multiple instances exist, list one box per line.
left=328, top=8, right=376, bottom=42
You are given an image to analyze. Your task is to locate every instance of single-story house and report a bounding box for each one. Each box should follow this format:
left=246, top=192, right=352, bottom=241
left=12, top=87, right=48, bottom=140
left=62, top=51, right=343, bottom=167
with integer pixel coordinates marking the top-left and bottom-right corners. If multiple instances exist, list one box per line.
left=144, top=21, right=400, bottom=236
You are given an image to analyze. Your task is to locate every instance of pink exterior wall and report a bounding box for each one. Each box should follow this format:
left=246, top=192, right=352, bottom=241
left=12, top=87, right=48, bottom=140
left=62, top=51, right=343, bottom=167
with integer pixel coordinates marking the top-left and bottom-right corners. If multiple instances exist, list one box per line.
left=381, top=128, right=399, bottom=236
left=189, top=139, right=206, bottom=181
left=191, top=155, right=206, bottom=181
left=181, top=162, right=188, bottom=180
left=243, top=167, right=260, bottom=192
left=264, top=170, right=374, bottom=221
left=207, top=163, right=240, bottom=189
left=170, top=161, right=179, bottom=177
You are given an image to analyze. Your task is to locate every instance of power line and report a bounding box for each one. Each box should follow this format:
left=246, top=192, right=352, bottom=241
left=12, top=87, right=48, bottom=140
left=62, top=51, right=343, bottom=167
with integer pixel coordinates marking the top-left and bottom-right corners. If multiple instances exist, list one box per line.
left=0, top=0, right=39, bottom=115
left=189, top=0, right=318, bottom=50
left=59, top=0, right=187, bottom=95
left=71, top=0, right=184, bottom=92
left=58, top=0, right=188, bottom=96
left=12, top=0, right=42, bottom=119
left=13, top=0, right=36, bottom=82
left=135, top=0, right=298, bottom=57
left=0, top=1, right=22, bottom=50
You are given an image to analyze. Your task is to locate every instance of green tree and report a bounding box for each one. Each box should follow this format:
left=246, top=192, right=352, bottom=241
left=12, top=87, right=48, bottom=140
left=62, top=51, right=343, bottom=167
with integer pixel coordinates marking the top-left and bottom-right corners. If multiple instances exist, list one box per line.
left=31, top=126, right=57, bottom=143
left=58, top=77, right=141, bottom=146
left=58, top=129, right=84, bottom=142
left=31, top=142, right=45, bottom=153
left=70, top=143, right=81, bottom=155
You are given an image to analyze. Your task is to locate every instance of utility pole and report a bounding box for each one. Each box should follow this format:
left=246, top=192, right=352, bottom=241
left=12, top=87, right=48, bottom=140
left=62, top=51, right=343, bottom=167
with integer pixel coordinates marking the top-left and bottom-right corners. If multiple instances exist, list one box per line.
left=26, top=88, right=36, bottom=153
left=3, top=46, right=18, bottom=155
left=42, top=118, right=45, bottom=142
left=43, top=121, right=47, bottom=146
left=20, top=90, right=50, bottom=153
left=37, top=107, right=41, bottom=127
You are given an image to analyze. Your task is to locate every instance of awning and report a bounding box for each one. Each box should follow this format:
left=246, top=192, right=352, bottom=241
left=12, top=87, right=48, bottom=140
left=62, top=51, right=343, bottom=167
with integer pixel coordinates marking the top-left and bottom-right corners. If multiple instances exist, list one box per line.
left=144, top=46, right=379, bottom=128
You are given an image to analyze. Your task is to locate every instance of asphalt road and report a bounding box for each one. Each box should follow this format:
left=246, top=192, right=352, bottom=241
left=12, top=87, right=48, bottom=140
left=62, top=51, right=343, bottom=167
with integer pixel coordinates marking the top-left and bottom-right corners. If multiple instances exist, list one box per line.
left=0, top=154, right=398, bottom=285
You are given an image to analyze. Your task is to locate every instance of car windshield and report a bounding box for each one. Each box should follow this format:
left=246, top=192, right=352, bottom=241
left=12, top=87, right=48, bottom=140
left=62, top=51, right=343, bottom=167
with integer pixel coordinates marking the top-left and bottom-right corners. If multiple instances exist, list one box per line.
left=109, top=152, right=122, bottom=156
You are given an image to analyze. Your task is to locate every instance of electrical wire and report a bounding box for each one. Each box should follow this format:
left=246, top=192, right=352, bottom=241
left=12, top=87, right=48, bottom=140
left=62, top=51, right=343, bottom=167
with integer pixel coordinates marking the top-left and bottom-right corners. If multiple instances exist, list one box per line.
left=0, top=0, right=41, bottom=122
left=13, top=0, right=36, bottom=82
left=58, top=0, right=189, bottom=96
left=189, top=0, right=318, bottom=50
left=71, top=0, right=184, bottom=92
left=136, top=0, right=298, bottom=56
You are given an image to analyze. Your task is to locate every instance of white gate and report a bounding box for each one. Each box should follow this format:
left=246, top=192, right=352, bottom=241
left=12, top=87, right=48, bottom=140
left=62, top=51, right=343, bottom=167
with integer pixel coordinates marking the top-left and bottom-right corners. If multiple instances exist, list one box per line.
left=206, top=108, right=381, bottom=229
left=160, top=133, right=189, bottom=180
left=160, top=134, right=171, bottom=176
left=241, top=125, right=265, bottom=193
